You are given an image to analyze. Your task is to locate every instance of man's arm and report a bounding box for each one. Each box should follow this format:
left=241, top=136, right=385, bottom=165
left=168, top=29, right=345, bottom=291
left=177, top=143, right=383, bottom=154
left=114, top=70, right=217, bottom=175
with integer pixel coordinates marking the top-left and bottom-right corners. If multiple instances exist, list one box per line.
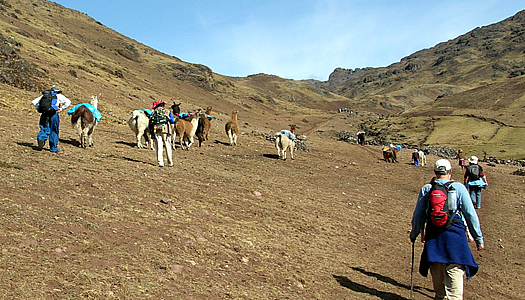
left=57, top=94, right=71, bottom=111
left=456, top=183, right=484, bottom=248
left=410, top=184, right=430, bottom=242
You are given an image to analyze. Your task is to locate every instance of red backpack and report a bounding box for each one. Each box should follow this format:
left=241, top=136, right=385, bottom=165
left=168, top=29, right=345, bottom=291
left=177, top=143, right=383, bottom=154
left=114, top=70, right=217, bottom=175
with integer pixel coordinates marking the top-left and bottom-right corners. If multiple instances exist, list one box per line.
left=427, top=181, right=458, bottom=228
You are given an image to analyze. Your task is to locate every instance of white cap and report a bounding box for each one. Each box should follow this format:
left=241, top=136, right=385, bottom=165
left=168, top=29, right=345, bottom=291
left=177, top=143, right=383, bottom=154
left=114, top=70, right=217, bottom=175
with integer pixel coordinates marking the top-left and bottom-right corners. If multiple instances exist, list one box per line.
left=434, top=159, right=452, bottom=173
left=468, top=156, right=478, bottom=164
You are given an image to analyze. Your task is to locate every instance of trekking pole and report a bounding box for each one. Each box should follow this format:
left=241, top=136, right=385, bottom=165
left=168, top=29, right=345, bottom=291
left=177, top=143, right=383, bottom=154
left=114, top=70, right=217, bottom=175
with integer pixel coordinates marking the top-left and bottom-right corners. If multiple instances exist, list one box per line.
left=410, top=240, right=415, bottom=300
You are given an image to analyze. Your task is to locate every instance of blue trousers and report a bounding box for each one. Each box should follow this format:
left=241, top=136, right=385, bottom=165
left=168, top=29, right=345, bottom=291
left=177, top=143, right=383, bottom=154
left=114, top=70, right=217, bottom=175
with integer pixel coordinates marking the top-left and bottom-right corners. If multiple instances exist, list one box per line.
left=37, top=112, right=60, bottom=152
left=469, top=186, right=482, bottom=209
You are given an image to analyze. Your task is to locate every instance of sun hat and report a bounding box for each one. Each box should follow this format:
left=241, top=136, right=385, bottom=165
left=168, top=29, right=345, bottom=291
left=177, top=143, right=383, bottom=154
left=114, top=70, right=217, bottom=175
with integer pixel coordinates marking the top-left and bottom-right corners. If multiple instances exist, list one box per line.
left=51, top=85, right=61, bottom=92
left=434, top=159, right=452, bottom=173
left=151, top=99, right=165, bottom=109
left=468, top=156, right=478, bottom=164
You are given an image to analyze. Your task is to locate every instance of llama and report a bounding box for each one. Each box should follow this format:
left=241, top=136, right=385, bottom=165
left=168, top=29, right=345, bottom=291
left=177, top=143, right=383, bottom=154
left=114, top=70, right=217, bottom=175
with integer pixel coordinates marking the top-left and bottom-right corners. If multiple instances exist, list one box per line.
left=418, top=150, right=427, bottom=166
left=275, top=130, right=296, bottom=160
left=127, top=110, right=153, bottom=149
left=70, top=94, right=100, bottom=148
left=171, top=102, right=181, bottom=117
left=224, top=111, right=239, bottom=146
left=196, top=106, right=212, bottom=147
left=173, top=109, right=200, bottom=150
left=382, top=147, right=395, bottom=163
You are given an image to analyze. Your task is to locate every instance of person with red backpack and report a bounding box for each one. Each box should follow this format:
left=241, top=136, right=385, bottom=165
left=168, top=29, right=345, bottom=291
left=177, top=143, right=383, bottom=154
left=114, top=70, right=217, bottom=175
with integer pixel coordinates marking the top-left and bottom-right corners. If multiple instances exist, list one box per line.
left=463, top=156, right=488, bottom=209
left=410, top=159, right=484, bottom=300
left=31, top=85, right=71, bottom=153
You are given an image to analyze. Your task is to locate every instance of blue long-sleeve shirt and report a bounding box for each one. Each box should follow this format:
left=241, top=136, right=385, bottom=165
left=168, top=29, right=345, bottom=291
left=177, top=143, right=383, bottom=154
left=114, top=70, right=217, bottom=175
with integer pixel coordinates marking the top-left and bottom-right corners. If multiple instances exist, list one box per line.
left=410, top=178, right=483, bottom=244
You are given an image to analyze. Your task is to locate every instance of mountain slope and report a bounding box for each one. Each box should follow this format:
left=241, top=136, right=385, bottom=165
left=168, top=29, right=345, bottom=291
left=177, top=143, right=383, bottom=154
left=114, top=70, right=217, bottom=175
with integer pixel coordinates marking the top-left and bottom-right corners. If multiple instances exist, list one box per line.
left=0, top=0, right=352, bottom=136
left=322, top=10, right=525, bottom=158
left=326, top=10, right=525, bottom=112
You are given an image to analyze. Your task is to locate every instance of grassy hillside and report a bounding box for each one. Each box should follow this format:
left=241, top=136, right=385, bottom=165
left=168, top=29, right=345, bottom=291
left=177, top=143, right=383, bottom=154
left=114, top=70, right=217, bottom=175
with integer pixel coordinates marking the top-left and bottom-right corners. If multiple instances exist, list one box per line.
left=324, top=10, right=525, bottom=159
left=0, top=0, right=352, bottom=135
left=1, top=1, right=524, bottom=158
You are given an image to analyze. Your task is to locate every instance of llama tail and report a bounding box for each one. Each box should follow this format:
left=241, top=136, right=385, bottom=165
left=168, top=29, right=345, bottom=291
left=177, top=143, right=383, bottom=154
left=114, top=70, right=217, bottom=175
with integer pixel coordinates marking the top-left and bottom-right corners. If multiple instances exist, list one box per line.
left=71, top=113, right=81, bottom=126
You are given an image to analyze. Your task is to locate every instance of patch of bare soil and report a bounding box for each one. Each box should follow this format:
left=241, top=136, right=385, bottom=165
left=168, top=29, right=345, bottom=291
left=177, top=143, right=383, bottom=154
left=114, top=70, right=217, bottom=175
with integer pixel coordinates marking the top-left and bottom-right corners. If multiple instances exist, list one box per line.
left=0, top=108, right=524, bottom=299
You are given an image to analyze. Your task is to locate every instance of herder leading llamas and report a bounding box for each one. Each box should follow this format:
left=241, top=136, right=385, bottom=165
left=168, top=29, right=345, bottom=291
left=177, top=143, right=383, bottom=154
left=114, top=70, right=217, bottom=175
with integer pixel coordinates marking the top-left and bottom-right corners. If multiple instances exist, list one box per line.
left=149, top=100, right=175, bottom=167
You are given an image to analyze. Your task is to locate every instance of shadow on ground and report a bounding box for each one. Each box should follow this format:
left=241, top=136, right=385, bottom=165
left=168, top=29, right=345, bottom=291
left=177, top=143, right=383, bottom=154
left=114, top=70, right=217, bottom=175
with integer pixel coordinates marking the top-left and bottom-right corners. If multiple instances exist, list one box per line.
left=333, top=267, right=434, bottom=299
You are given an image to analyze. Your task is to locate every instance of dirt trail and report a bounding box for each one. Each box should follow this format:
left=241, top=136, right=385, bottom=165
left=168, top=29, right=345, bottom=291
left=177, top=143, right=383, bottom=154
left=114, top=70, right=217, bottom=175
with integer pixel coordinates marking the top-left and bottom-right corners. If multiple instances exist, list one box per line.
left=301, top=113, right=342, bottom=135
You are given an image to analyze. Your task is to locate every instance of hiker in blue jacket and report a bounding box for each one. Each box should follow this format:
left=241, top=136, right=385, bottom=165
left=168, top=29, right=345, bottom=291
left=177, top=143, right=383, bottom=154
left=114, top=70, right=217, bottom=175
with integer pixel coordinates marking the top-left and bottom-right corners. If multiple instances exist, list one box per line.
left=463, top=156, right=488, bottom=209
left=410, top=159, right=484, bottom=300
left=32, top=85, right=71, bottom=153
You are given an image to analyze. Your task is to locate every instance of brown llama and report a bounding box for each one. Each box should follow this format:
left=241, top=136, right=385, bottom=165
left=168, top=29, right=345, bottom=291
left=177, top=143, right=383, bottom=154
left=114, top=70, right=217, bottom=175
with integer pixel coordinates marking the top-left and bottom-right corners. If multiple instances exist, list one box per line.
left=224, top=111, right=239, bottom=146
left=196, top=106, right=212, bottom=147
left=71, top=94, right=100, bottom=148
left=173, top=109, right=200, bottom=150
left=171, top=102, right=181, bottom=117
left=382, top=146, right=398, bottom=163
left=383, top=148, right=394, bottom=163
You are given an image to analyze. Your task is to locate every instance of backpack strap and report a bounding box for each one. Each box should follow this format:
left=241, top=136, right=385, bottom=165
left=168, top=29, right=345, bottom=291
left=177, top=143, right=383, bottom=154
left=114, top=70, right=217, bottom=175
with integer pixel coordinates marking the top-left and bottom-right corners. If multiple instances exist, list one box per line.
left=443, top=181, right=462, bottom=228
left=426, top=180, right=460, bottom=227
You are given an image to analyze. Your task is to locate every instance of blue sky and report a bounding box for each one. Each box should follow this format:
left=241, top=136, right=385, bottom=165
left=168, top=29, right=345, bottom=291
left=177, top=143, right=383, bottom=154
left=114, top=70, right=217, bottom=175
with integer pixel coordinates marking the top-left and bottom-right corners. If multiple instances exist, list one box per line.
left=52, top=1, right=523, bottom=80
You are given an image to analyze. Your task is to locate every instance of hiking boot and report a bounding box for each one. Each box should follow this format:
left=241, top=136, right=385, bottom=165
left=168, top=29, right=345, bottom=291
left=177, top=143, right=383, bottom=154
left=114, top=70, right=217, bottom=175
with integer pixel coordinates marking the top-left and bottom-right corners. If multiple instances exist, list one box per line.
left=37, top=140, right=45, bottom=151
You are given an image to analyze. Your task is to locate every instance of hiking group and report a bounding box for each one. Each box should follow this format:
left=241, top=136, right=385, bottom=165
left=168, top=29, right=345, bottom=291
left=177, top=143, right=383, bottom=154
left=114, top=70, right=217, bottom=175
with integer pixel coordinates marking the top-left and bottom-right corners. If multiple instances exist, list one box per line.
left=410, top=158, right=485, bottom=300
left=411, top=149, right=427, bottom=167
left=31, top=86, right=492, bottom=299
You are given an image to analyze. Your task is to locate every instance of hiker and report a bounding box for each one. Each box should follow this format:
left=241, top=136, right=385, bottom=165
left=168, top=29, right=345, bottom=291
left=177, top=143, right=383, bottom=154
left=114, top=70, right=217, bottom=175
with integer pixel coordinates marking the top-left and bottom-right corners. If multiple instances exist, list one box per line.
left=463, top=156, right=488, bottom=209
left=149, top=100, right=175, bottom=167
left=412, top=149, right=420, bottom=166
left=357, top=131, right=365, bottom=145
left=455, top=149, right=467, bottom=170
left=410, top=159, right=484, bottom=300
left=32, top=85, right=71, bottom=153
left=428, top=176, right=474, bottom=243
